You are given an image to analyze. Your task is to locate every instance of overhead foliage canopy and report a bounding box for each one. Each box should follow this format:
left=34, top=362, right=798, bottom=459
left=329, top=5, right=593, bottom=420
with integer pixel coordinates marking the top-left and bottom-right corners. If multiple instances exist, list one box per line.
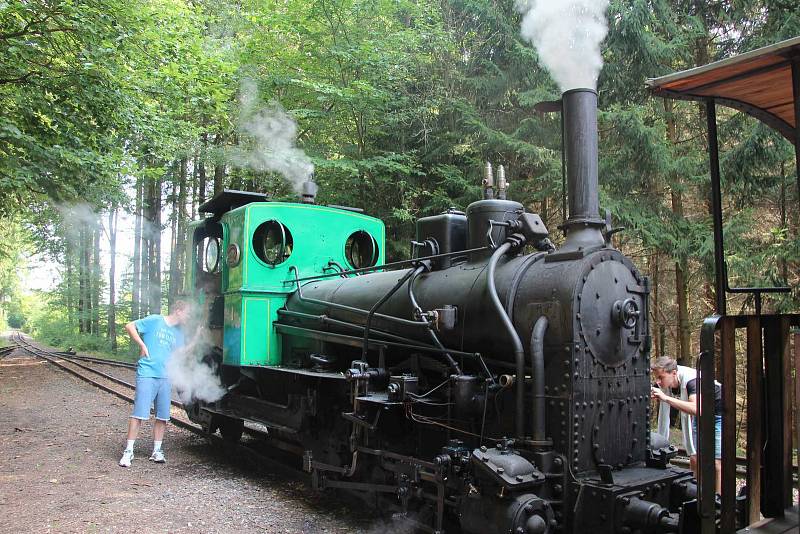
left=0, top=0, right=797, bottom=352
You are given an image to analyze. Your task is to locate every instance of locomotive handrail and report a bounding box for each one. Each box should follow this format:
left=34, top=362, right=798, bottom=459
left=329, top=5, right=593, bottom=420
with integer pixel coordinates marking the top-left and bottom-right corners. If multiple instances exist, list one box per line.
left=289, top=266, right=431, bottom=329
left=361, top=267, right=420, bottom=361
left=285, top=246, right=491, bottom=284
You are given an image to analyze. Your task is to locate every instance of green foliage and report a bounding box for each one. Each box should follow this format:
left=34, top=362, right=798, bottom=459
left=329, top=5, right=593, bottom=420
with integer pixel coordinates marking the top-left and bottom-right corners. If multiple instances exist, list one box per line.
left=0, top=0, right=797, bottom=353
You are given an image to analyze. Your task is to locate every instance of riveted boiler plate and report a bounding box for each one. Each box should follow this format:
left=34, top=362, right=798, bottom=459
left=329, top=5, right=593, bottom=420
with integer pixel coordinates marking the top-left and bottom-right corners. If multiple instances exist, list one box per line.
left=578, top=259, right=643, bottom=367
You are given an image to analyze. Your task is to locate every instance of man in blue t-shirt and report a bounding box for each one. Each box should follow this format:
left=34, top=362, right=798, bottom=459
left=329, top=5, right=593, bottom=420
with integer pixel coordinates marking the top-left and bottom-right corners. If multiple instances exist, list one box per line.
left=119, top=301, right=189, bottom=467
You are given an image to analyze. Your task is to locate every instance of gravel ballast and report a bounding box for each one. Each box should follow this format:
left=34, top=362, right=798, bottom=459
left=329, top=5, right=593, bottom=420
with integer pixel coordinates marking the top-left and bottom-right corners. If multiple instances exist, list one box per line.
left=0, top=341, right=391, bottom=533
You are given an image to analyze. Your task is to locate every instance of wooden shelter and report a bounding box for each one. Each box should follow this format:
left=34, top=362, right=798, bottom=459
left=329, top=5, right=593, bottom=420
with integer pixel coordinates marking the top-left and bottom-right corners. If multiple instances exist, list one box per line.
left=647, top=37, right=800, bottom=534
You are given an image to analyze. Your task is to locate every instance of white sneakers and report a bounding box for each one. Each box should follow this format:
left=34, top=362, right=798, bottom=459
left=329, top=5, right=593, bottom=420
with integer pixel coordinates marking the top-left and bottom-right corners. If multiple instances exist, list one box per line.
left=119, top=449, right=134, bottom=467
left=119, top=448, right=166, bottom=466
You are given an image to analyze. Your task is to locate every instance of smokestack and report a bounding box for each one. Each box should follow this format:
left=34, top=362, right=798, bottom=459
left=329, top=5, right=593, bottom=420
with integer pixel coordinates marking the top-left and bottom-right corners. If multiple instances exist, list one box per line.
left=560, top=88, right=605, bottom=251
left=300, top=179, right=318, bottom=204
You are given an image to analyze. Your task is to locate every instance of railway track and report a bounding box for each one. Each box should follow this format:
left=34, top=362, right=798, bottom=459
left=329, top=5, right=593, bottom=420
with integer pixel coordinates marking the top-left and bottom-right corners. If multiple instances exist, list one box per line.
left=5, top=333, right=304, bottom=481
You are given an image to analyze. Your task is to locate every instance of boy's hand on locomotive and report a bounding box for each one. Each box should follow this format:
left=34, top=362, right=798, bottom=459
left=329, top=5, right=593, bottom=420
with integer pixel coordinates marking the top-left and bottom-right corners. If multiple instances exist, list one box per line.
left=651, top=387, right=666, bottom=401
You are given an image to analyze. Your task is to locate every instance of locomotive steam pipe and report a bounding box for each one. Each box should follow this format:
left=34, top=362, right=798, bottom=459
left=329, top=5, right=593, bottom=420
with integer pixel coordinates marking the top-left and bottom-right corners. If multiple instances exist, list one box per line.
left=530, top=316, right=548, bottom=445
left=486, top=240, right=526, bottom=438
left=361, top=268, right=419, bottom=360
left=407, top=265, right=463, bottom=375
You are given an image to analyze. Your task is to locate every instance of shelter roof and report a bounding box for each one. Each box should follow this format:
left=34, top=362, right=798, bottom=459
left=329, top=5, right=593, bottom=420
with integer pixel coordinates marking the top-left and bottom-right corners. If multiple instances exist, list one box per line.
left=646, top=36, right=800, bottom=143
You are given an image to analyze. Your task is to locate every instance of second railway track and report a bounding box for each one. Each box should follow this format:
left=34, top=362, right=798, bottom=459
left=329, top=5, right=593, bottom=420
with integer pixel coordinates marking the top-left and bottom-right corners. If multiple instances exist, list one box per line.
left=6, top=333, right=305, bottom=481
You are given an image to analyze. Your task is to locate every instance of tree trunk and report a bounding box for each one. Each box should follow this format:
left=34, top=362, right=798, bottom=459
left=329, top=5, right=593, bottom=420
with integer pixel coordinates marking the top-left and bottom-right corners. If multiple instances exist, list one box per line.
left=199, top=132, right=208, bottom=205
left=79, top=227, right=89, bottom=333
left=92, top=220, right=101, bottom=335
left=665, top=98, right=691, bottom=363
left=213, top=132, right=225, bottom=195
left=65, top=244, right=74, bottom=330
left=651, top=250, right=660, bottom=359
left=176, top=157, right=188, bottom=300
left=107, top=206, right=118, bottom=351
left=132, top=175, right=142, bottom=320
left=168, top=161, right=179, bottom=308
left=149, top=174, right=162, bottom=315
left=191, top=156, right=198, bottom=220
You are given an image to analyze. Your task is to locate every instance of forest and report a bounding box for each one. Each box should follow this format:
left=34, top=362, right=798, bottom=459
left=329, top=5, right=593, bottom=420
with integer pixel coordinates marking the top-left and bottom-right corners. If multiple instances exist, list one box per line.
left=0, top=0, right=797, bottom=361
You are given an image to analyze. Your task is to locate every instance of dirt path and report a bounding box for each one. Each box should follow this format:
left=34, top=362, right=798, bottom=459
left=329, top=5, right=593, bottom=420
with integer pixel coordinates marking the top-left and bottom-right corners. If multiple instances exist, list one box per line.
left=0, top=340, right=383, bottom=533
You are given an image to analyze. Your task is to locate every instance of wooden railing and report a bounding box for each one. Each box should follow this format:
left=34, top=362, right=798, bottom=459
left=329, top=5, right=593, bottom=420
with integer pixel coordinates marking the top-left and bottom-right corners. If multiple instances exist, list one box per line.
left=696, top=315, right=799, bottom=534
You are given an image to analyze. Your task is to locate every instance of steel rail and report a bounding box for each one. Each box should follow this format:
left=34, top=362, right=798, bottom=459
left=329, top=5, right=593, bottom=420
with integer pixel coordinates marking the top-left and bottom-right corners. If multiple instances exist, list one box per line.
left=7, top=334, right=311, bottom=486
left=55, top=352, right=137, bottom=370
left=11, top=334, right=184, bottom=410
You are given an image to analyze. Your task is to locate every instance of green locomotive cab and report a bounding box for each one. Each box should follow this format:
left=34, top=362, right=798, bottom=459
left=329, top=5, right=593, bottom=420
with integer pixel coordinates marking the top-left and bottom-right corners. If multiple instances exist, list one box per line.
left=188, top=190, right=385, bottom=368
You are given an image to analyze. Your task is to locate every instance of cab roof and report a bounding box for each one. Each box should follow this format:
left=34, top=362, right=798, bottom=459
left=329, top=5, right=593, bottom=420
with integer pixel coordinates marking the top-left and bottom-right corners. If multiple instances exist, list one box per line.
left=646, top=36, right=800, bottom=144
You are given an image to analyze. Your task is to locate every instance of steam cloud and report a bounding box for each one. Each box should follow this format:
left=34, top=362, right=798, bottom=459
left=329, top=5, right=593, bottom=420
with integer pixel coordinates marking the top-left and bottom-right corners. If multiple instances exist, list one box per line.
left=516, top=0, right=610, bottom=91
left=229, top=79, right=315, bottom=192
left=167, top=302, right=226, bottom=404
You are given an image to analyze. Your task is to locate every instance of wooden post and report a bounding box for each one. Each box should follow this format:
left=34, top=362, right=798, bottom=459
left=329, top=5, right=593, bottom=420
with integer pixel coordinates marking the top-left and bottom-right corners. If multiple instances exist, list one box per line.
left=746, top=316, right=763, bottom=523
left=720, top=317, right=737, bottom=533
left=762, top=317, right=786, bottom=517
left=794, top=329, right=799, bottom=506
left=780, top=318, right=792, bottom=509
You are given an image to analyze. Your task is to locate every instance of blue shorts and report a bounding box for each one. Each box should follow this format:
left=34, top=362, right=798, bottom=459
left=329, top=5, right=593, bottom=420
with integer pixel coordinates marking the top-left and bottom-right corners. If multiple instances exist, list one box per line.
left=132, top=376, right=172, bottom=421
left=692, top=414, right=722, bottom=459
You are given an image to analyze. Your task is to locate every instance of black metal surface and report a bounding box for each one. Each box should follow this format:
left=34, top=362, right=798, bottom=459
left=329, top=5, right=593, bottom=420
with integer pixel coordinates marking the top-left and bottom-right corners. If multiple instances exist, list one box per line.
left=466, top=199, right=523, bottom=251
left=706, top=101, right=727, bottom=316
left=762, top=319, right=788, bottom=516
left=698, top=316, right=720, bottom=534
left=562, top=89, right=600, bottom=224
left=415, top=209, right=468, bottom=270
left=198, top=189, right=266, bottom=216
left=530, top=316, right=548, bottom=445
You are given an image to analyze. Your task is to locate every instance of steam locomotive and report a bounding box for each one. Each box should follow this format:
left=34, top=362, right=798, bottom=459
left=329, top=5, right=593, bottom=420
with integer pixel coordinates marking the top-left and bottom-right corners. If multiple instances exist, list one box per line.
left=185, top=89, right=700, bottom=534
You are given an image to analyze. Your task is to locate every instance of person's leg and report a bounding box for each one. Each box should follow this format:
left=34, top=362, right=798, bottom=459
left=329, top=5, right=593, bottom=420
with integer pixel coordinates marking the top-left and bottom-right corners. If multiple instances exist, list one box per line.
left=150, top=378, right=171, bottom=462
left=689, top=454, right=698, bottom=477
left=153, top=419, right=166, bottom=442
left=715, top=459, right=722, bottom=494
left=126, top=417, right=141, bottom=440
left=121, top=377, right=156, bottom=466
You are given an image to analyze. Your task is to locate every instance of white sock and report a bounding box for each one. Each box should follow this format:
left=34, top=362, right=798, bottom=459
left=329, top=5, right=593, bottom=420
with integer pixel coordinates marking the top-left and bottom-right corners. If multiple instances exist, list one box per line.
left=125, top=439, right=135, bottom=452
left=153, top=440, right=162, bottom=452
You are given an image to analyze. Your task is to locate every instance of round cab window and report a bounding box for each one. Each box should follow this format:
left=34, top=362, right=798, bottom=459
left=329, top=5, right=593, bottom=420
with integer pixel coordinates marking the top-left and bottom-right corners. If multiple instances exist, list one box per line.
left=345, top=231, right=378, bottom=269
left=204, top=238, right=221, bottom=273
left=253, top=220, right=293, bottom=266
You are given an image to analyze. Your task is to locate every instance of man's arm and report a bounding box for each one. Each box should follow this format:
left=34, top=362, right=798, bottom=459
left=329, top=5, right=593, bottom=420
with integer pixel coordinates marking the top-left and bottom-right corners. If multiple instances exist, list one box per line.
left=651, top=387, right=698, bottom=415
left=125, top=321, right=149, bottom=358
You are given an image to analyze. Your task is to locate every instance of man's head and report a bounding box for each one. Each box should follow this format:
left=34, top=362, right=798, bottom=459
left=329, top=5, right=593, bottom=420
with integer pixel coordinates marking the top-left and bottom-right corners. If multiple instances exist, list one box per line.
left=651, top=356, right=679, bottom=389
left=170, top=299, right=191, bottom=325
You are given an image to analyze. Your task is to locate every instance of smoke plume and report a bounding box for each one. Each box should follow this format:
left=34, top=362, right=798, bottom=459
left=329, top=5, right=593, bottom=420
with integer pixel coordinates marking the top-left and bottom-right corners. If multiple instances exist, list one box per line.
left=516, top=0, right=609, bottom=91
left=167, top=302, right=226, bottom=404
left=229, top=79, right=315, bottom=192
